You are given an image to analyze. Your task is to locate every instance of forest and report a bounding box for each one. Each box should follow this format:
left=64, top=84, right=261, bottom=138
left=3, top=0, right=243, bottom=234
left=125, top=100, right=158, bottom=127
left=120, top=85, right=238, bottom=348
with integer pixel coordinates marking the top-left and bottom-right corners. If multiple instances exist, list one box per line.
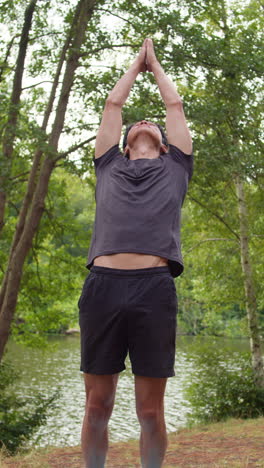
left=0, top=0, right=263, bottom=386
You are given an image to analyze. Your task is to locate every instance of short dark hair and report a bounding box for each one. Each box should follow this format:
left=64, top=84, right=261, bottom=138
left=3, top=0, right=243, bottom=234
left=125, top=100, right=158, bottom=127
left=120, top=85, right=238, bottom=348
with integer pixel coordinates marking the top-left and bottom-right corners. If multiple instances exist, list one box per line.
left=122, top=122, right=168, bottom=150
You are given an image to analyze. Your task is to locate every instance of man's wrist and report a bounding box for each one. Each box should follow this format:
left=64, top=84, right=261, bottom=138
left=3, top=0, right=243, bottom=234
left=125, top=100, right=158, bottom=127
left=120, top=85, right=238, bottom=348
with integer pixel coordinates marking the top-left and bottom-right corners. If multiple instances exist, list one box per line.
left=151, top=59, right=162, bottom=73
left=129, top=60, right=142, bottom=75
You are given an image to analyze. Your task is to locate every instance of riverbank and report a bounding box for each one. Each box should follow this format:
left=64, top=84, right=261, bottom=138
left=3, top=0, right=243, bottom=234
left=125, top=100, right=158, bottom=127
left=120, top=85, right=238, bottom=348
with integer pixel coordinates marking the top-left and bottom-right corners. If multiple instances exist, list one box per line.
left=1, top=417, right=264, bottom=467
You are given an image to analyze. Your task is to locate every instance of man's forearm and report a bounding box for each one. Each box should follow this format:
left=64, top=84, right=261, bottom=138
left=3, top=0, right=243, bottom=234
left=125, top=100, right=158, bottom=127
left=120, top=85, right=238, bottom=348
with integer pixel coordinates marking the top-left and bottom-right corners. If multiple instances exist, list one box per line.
left=106, top=62, right=140, bottom=108
left=151, top=61, right=182, bottom=108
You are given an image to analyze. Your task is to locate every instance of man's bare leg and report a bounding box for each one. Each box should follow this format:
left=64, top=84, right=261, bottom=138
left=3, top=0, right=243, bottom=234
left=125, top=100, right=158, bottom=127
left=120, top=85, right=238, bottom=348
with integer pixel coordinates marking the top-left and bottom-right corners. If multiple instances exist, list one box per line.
left=81, top=373, right=119, bottom=468
left=135, top=376, right=168, bottom=468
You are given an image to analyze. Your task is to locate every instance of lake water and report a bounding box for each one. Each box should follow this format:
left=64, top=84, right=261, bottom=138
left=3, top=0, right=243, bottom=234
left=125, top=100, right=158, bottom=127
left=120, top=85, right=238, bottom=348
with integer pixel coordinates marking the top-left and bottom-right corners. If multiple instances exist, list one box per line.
left=5, top=335, right=252, bottom=448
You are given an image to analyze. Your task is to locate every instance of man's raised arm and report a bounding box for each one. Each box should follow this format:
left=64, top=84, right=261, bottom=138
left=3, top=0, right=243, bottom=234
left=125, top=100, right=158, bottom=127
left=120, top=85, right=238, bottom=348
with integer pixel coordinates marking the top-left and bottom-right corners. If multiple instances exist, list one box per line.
left=146, top=39, right=193, bottom=155
left=95, top=41, right=147, bottom=159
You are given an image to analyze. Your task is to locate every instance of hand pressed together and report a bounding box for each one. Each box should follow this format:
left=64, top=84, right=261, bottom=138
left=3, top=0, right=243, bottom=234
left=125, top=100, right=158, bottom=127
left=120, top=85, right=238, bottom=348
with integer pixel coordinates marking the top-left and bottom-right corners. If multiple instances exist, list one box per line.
left=145, top=38, right=159, bottom=71
left=134, top=39, right=148, bottom=72
left=134, top=38, right=159, bottom=73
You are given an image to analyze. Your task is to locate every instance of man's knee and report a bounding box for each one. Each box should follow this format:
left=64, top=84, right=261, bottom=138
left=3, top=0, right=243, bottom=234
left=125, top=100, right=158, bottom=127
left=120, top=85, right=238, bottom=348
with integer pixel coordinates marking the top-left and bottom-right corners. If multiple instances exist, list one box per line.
left=137, top=407, right=164, bottom=433
left=85, top=402, right=112, bottom=431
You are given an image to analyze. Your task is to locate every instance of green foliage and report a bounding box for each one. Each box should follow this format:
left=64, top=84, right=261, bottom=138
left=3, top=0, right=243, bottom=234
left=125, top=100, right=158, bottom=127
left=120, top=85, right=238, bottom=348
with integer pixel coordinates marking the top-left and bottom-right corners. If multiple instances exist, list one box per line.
left=184, top=340, right=264, bottom=424
left=0, top=361, right=59, bottom=455
left=12, top=169, right=95, bottom=343
left=0, top=167, right=94, bottom=346
left=177, top=175, right=264, bottom=338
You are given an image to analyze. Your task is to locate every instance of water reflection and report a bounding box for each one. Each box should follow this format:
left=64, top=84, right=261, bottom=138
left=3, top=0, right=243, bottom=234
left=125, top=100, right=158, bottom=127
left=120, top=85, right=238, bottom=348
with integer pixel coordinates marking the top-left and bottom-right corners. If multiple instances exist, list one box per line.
left=5, top=335, right=251, bottom=447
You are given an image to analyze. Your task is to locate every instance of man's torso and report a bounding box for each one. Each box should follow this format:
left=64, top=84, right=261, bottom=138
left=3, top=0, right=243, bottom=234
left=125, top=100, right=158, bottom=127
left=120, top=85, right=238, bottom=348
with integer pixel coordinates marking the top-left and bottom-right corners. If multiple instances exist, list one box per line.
left=87, top=145, right=193, bottom=277
left=93, top=252, right=168, bottom=269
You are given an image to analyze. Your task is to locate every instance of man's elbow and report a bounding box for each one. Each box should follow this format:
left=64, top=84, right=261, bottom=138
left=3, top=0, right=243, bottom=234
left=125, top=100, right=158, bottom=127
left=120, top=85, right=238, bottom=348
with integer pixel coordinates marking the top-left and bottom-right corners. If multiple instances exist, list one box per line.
left=105, top=95, right=122, bottom=109
left=166, top=98, right=183, bottom=109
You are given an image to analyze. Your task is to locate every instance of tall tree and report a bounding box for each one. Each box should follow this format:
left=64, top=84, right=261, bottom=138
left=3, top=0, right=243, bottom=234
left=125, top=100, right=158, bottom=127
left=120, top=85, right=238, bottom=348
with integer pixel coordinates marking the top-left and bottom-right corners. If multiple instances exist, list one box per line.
left=0, top=0, right=98, bottom=361
left=0, top=0, right=37, bottom=231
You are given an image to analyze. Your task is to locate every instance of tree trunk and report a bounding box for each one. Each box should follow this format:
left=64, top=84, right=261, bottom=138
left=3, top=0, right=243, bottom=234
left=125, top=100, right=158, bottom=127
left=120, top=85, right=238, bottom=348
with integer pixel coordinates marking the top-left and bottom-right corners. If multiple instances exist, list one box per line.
left=0, top=0, right=37, bottom=233
left=8, top=3, right=76, bottom=257
left=235, top=176, right=264, bottom=388
left=0, top=0, right=98, bottom=362
left=0, top=16, right=75, bottom=312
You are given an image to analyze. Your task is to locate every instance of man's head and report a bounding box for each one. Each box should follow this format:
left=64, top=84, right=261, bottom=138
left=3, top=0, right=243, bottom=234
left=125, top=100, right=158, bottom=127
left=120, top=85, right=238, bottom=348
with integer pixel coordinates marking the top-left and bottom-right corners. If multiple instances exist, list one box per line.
left=122, top=121, right=168, bottom=157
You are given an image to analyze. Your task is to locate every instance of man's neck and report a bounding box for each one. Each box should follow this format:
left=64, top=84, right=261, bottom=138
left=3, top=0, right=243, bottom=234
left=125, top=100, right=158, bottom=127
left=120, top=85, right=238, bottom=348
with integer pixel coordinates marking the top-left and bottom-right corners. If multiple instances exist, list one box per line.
left=129, top=136, right=160, bottom=160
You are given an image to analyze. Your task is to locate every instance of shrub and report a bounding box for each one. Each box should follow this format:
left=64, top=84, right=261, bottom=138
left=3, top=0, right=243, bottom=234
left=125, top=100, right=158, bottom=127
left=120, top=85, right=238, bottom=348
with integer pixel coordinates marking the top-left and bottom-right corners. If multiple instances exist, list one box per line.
left=0, top=360, right=59, bottom=455
left=183, top=339, right=264, bottom=424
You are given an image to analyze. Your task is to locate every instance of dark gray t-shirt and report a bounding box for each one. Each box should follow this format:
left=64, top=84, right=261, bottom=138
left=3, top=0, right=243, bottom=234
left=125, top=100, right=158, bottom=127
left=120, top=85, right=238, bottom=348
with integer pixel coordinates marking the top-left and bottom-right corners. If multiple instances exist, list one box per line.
left=87, top=144, right=193, bottom=277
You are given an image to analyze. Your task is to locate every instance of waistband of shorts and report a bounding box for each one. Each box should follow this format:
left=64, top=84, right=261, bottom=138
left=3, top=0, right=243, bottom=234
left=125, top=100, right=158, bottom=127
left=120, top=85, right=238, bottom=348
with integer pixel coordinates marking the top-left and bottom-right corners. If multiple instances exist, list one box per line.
left=90, top=265, right=171, bottom=277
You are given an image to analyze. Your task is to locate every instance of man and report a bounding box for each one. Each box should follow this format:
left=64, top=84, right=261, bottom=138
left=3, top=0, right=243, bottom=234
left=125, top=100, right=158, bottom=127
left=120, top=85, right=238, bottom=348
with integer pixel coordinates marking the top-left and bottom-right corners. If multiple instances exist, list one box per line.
left=78, top=38, right=193, bottom=468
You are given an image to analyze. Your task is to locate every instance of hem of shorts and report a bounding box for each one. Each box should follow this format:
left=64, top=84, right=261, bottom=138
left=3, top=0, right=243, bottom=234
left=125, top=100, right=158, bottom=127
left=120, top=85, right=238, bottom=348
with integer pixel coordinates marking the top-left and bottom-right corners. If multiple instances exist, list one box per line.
left=80, top=364, right=126, bottom=375
left=132, top=369, right=175, bottom=378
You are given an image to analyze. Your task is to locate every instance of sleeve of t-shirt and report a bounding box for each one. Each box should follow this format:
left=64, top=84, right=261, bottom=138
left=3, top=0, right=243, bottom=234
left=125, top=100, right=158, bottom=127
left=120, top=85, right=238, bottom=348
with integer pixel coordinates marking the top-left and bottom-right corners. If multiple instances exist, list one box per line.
left=169, top=144, right=194, bottom=181
left=93, top=144, right=122, bottom=172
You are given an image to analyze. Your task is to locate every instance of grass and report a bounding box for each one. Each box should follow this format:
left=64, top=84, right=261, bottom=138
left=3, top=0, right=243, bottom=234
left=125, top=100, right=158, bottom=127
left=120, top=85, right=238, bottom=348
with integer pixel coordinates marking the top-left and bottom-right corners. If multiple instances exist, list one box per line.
left=1, top=417, right=264, bottom=467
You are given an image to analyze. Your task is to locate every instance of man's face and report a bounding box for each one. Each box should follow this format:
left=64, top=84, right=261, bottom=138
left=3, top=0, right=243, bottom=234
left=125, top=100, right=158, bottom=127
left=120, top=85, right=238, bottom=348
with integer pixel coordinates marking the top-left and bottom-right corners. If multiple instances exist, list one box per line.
left=126, top=120, right=163, bottom=148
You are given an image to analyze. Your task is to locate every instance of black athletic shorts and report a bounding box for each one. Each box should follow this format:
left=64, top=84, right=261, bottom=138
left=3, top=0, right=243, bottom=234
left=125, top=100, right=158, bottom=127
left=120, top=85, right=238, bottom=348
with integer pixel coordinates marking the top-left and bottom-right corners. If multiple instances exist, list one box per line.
left=78, top=265, right=178, bottom=378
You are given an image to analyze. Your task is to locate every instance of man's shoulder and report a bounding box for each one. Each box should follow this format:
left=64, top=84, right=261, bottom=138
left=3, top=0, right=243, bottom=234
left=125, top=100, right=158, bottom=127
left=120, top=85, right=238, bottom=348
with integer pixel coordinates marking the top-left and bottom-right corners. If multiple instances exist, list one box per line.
left=166, top=144, right=194, bottom=180
left=93, top=144, right=122, bottom=169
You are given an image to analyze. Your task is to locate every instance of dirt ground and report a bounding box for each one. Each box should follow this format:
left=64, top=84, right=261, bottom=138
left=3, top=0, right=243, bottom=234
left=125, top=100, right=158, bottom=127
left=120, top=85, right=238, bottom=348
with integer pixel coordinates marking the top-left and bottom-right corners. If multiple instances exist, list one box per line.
left=1, top=417, right=264, bottom=468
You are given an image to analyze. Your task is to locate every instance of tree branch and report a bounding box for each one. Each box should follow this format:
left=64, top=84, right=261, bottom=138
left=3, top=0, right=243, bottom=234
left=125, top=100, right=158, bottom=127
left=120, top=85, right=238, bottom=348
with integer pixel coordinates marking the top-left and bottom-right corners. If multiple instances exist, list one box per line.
left=95, top=8, right=135, bottom=26
left=10, top=171, right=30, bottom=181
left=80, top=42, right=139, bottom=58
left=31, top=242, right=43, bottom=290
left=29, top=31, right=62, bottom=42
left=0, top=34, right=20, bottom=82
left=187, top=237, right=238, bottom=253
left=22, top=80, right=59, bottom=90
left=189, top=195, right=240, bottom=240
left=55, top=135, right=96, bottom=161
left=163, top=51, right=220, bottom=70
